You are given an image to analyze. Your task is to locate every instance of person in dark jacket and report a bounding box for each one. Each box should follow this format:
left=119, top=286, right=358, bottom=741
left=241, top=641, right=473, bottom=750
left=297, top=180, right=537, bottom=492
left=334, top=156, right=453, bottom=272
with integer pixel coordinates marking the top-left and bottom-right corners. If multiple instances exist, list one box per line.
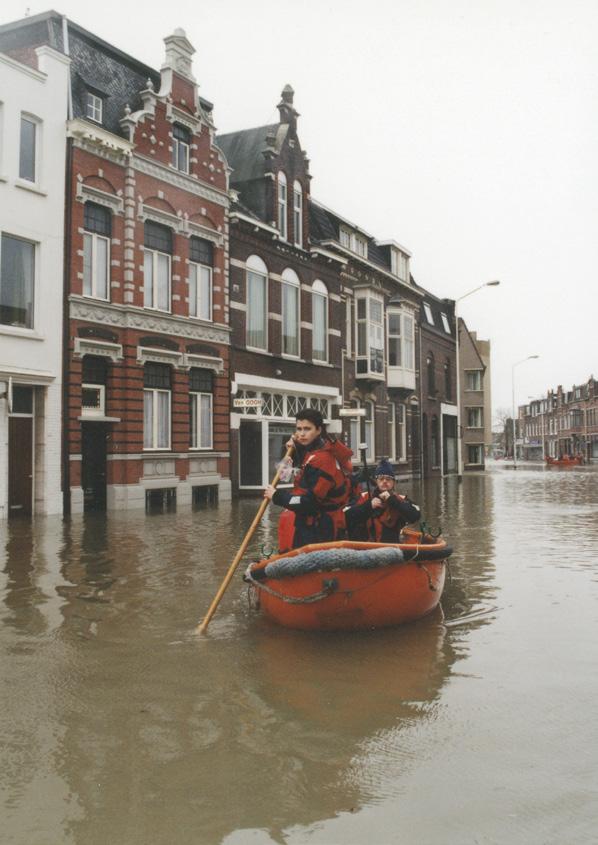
left=344, top=458, right=420, bottom=542
left=263, top=409, right=351, bottom=550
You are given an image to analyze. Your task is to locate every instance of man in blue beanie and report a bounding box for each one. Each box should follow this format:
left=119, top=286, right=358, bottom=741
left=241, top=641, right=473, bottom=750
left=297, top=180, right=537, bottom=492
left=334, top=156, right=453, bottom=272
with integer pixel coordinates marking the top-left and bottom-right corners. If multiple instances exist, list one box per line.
left=344, top=458, right=420, bottom=542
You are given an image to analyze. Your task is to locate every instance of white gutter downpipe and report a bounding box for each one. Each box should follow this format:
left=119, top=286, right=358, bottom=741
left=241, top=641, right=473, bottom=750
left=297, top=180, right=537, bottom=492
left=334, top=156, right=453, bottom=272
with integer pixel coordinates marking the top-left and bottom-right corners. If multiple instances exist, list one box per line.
left=62, top=16, right=73, bottom=120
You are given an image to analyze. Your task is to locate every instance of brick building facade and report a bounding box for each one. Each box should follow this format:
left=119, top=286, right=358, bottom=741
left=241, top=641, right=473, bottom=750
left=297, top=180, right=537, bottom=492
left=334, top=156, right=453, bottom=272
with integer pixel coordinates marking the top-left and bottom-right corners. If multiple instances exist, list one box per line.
left=0, top=14, right=232, bottom=512
left=418, top=291, right=457, bottom=476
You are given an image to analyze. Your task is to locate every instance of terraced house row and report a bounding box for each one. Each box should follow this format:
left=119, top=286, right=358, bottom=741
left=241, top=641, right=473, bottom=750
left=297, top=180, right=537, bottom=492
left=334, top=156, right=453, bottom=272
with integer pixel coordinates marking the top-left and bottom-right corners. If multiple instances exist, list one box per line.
left=0, top=11, right=491, bottom=517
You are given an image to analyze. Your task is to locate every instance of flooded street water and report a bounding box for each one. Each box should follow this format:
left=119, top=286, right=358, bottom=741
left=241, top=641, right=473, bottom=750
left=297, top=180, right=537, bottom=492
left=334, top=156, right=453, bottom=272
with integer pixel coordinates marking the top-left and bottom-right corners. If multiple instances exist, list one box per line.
left=1, top=464, right=597, bottom=845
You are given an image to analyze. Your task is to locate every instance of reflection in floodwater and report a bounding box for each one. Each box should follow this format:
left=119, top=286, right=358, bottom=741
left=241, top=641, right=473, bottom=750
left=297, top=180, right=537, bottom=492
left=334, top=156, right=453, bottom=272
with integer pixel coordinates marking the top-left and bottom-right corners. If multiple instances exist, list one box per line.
left=1, top=464, right=598, bottom=845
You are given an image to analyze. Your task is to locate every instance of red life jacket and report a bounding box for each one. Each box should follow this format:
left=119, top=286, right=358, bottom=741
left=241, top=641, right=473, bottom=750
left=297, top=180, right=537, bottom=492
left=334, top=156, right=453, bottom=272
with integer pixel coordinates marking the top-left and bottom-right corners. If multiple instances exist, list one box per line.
left=277, top=438, right=352, bottom=550
left=355, top=490, right=407, bottom=542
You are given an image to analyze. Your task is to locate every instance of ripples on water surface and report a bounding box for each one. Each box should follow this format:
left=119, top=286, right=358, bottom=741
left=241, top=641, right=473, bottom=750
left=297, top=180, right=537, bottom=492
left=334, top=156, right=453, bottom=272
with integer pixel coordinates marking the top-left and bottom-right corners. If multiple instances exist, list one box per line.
left=1, top=463, right=597, bottom=845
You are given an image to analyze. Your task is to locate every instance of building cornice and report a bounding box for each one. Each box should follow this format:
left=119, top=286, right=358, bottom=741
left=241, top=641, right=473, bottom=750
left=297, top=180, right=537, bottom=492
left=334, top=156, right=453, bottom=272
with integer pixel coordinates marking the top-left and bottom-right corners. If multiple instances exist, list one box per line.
left=320, top=240, right=422, bottom=298
left=69, top=296, right=230, bottom=345
left=132, top=154, right=229, bottom=208
left=67, top=118, right=134, bottom=163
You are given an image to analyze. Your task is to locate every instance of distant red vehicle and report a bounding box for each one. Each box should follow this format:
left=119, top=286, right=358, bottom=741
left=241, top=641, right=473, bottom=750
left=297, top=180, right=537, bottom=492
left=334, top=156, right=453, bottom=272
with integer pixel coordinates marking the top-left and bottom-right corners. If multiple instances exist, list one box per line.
left=545, top=455, right=584, bottom=467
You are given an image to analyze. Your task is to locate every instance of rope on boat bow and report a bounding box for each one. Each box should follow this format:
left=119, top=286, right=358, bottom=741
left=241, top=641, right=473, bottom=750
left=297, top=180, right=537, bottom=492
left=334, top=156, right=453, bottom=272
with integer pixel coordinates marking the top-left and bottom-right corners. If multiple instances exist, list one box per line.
left=243, top=567, right=339, bottom=604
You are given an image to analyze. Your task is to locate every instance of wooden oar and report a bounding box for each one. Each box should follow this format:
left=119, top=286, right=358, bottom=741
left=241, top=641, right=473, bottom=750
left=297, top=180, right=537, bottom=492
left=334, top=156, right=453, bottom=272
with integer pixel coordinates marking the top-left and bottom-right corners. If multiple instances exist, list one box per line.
left=196, top=444, right=294, bottom=634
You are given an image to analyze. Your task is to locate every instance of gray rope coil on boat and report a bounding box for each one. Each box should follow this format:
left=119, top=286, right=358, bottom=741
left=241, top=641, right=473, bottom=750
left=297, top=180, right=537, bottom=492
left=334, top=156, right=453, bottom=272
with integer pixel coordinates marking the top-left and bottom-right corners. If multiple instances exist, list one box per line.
left=244, top=568, right=338, bottom=604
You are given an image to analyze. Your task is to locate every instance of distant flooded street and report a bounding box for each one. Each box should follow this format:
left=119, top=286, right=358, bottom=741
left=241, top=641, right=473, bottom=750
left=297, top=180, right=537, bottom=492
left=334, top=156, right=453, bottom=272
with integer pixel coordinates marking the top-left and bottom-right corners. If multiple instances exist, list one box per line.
left=2, top=463, right=597, bottom=845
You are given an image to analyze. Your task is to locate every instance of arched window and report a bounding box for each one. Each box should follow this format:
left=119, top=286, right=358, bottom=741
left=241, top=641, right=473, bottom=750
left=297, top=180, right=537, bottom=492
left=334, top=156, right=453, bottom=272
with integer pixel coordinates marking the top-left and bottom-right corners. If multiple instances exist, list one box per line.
left=246, top=255, right=268, bottom=350
left=281, top=268, right=300, bottom=356
left=277, top=171, right=287, bottom=240
left=293, top=180, right=303, bottom=248
left=427, top=352, right=436, bottom=396
left=312, top=279, right=328, bottom=362
left=444, top=358, right=451, bottom=400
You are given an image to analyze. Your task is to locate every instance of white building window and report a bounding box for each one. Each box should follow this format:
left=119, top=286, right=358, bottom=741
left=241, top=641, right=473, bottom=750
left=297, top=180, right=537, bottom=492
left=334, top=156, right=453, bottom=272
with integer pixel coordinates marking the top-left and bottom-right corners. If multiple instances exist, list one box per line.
left=391, top=249, right=409, bottom=282
left=349, top=400, right=375, bottom=462
left=440, top=312, right=451, bottom=333
left=281, top=267, right=300, bottom=357
left=466, top=370, right=483, bottom=390
left=388, top=310, right=415, bottom=371
left=293, top=180, right=303, bottom=248
left=388, top=402, right=396, bottom=460
left=356, top=291, right=384, bottom=377
left=19, top=114, right=38, bottom=183
left=466, top=407, right=483, bottom=428
left=0, top=232, right=35, bottom=329
left=467, top=444, right=484, bottom=464
left=423, top=302, right=434, bottom=325
left=277, top=172, right=287, bottom=240
left=397, top=403, right=406, bottom=461
left=83, top=203, right=110, bottom=300
left=312, top=280, right=328, bottom=362
left=143, top=363, right=171, bottom=450
left=339, top=226, right=368, bottom=257
left=189, top=368, right=213, bottom=450
left=172, top=124, right=191, bottom=173
left=144, top=222, right=172, bottom=312
left=189, top=237, right=213, bottom=321
left=86, top=92, right=103, bottom=123
left=246, top=254, right=268, bottom=350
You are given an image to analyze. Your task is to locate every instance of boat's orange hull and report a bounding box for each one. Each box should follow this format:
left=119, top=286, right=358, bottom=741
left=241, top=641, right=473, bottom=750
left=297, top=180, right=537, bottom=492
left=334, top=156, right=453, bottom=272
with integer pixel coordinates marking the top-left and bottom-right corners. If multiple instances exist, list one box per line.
left=247, top=540, right=448, bottom=631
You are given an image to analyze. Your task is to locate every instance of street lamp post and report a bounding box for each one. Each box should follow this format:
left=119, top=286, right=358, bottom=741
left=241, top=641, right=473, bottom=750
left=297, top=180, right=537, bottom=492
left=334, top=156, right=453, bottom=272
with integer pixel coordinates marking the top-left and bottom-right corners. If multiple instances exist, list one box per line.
left=455, top=281, right=500, bottom=478
left=512, top=356, right=539, bottom=469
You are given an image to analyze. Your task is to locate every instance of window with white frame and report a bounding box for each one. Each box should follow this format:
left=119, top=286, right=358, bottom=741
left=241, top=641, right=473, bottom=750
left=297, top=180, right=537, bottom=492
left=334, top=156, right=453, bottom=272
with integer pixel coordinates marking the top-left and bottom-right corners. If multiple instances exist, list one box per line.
left=465, top=370, right=483, bottom=390
left=0, top=232, right=35, bottom=329
left=189, top=368, right=213, bottom=450
left=387, top=310, right=415, bottom=371
left=349, top=400, right=374, bottom=462
left=86, top=92, right=103, bottom=123
left=356, top=291, right=384, bottom=376
left=466, top=407, right=483, bottom=428
left=388, top=402, right=396, bottom=460
left=397, top=403, right=406, bottom=461
left=467, top=444, right=484, bottom=464
left=345, top=298, right=352, bottom=357
left=171, top=123, right=191, bottom=173
left=364, top=400, right=375, bottom=461
left=19, top=114, right=38, bottom=183
left=81, top=356, right=107, bottom=417
left=83, top=202, right=110, bottom=300
left=440, top=312, right=451, bottom=333
left=281, top=267, right=300, bottom=357
left=144, top=222, right=172, bottom=311
left=293, top=180, right=303, bottom=248
left=246, top=254, right=268, bottom=349
left=143, top=363, right=171, bottom=450
left=339, top=226, right=367, bottom=257
left=189, top=236, right=213, bottom=320
left=390, top=249, right=409, bottom=282
left=423, top=302, right=434, bottom=325
left=277, top=172, right=287, bottom=240
left=312, top=279, right=328, bottom=362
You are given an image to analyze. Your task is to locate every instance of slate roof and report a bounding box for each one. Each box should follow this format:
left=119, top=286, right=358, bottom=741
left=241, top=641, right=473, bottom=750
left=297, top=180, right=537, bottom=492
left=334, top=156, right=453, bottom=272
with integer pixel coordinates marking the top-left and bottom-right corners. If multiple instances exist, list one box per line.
left=416, top=285, right=456, bottom=339
left=217, top=124, right=280, bottom=183
left=0, top=10, right=213, bottom=139
left=309, top=200, right=395, bottom=276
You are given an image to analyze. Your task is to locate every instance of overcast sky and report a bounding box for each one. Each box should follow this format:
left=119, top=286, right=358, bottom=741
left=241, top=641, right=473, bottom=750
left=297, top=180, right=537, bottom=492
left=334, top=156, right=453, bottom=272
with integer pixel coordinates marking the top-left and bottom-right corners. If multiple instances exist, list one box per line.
left=4, top=0, right=597, bottom=416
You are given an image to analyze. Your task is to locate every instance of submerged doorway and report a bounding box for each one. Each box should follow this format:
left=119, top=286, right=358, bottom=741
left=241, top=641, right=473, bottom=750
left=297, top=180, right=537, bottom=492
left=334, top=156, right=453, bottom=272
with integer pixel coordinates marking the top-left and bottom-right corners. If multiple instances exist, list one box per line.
left=81, top=423, right=107, bottom=511
left=8, top=416, right=33, bottom=517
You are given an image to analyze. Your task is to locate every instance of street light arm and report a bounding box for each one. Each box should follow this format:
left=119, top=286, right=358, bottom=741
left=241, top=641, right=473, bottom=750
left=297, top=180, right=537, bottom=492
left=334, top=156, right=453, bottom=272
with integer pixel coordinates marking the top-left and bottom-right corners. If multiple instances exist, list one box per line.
left=455, top=280, right=500, bottom=305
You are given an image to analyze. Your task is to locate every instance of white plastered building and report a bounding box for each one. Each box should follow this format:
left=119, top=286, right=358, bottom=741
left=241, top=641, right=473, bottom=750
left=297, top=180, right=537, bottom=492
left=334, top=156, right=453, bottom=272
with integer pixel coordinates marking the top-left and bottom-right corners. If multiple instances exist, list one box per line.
left=0, top=46, right=70, bottom=517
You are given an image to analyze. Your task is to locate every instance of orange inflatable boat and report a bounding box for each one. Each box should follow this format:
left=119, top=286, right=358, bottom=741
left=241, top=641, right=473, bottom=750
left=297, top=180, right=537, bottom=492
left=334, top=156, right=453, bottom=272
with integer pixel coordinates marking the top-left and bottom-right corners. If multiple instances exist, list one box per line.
left=545, top=455, right=583, bottom=466
left=244, top=531, right=452, bottom=632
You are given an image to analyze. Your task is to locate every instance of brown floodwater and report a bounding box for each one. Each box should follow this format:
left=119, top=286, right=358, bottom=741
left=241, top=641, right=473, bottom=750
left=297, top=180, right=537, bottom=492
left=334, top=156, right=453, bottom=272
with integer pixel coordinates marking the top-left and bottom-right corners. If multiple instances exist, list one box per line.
left=1, top=463, right=597, bottom=845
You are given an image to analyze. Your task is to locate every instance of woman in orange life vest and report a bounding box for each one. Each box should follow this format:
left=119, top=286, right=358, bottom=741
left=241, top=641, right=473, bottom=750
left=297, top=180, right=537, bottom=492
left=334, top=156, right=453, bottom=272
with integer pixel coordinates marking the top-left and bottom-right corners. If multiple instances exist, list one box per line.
left=263, top=409, right=352, bottom=551
left=344, top=458, right=420, bottom=543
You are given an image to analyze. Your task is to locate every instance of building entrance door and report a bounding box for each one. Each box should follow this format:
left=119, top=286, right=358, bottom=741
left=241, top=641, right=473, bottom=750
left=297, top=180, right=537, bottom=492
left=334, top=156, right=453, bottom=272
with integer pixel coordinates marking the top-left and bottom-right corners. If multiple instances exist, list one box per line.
left=81, top=423, right=107, bottom=511
left=8, top=417, right=33, bottom=517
